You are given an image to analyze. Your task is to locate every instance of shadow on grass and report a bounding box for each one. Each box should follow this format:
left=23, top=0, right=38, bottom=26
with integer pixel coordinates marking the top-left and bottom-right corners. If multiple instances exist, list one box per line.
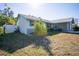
left=0, top=32, right=54, bottom=55
left=48, top=31, right=61, bottom=36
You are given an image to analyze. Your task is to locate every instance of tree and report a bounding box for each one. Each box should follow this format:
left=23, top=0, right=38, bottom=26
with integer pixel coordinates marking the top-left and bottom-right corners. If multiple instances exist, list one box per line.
left=2, top=4, right=14, bottom=17
left=3, top=7, right=13, bottom=17
left=8, top=10, right=14, bottom=17
left=0, top=4, right=15, bottom=25
left=34, top=20, right=47, bottom=36
left=0, top=14, right=16, bottom=26
left=6, top=17, right=16, bottom=25
left=0, top=14, right=7, bottom=26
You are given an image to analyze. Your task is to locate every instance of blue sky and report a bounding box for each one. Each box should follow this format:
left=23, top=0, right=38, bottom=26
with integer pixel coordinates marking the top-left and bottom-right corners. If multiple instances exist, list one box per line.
left=0, top=3, right=79, bottom=20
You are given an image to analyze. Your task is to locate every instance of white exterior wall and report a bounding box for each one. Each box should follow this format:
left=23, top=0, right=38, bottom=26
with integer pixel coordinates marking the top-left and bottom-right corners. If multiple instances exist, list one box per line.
left=17, top=15, right=31, bottom=34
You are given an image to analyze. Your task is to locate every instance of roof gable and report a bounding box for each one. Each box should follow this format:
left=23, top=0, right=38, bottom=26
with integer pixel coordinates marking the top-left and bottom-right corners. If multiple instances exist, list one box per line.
left=17, top=14, right=38, bottom=21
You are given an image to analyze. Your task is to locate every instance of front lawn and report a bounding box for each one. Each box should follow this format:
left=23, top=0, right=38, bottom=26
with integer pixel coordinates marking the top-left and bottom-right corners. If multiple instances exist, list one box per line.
left=0, top=32, right=79, bottom=56
left=0, top=32, right=52, bottom=56
left=48, top=33, right=79, bottom=56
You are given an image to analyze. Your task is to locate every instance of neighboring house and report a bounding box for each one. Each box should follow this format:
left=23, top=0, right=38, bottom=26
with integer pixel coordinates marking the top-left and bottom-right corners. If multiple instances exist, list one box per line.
left=3, top=24, right=17, bottom=33
left=17, top=14, right=79, bottom=35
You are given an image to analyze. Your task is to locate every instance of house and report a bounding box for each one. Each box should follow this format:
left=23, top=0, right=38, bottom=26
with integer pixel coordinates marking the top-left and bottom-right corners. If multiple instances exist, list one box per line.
left=17, top=14, right=79, bottom=35
left=17, top=14, right=39, bottom=35
left=45, top=18, right=79, bottom=32
left=17, top=14, right=48, bottom=35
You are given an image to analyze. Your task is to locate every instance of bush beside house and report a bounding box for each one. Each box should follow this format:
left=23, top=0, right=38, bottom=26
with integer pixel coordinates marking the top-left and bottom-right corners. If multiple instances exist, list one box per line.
left=34, top=20, right=47, bottom=36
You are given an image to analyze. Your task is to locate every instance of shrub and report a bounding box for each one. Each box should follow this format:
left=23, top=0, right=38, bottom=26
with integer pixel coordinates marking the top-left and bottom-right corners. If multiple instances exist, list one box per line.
left=34, top=20, right=47, bottom=36
left=6, top=17, right=16, bottom=25
left=0, top=27, right=4, bottom=35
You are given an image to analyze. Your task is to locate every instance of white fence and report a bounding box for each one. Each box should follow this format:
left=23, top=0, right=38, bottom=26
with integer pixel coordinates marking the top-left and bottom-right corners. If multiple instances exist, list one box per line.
left=3, top=24, right=17, bottom=33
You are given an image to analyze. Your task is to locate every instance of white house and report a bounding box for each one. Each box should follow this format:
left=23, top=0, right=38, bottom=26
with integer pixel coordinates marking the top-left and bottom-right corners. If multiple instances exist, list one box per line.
left=17, top=14, right=79, bottom=35
left=17, top=14, right=38, bottom=35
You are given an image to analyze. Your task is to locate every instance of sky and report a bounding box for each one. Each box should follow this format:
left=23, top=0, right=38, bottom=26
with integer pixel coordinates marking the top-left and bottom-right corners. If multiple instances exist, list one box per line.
left=0, top=3, right=79, bottom=20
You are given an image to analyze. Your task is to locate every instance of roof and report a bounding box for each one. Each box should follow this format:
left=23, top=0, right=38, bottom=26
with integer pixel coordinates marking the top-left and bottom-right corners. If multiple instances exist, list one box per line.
left=17, top=14, right=38, bottom=21
left=17, top=14, right=78, bottom=24
left=17, top=14, right=49, bottom=22
left=49, top=18, right=74, bottom=23
left=42, top=18, right=73, bottom=24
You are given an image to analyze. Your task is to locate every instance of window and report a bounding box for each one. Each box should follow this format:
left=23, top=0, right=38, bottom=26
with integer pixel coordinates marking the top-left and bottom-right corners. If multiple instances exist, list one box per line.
left=30, top=20, right=33, bottom=26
